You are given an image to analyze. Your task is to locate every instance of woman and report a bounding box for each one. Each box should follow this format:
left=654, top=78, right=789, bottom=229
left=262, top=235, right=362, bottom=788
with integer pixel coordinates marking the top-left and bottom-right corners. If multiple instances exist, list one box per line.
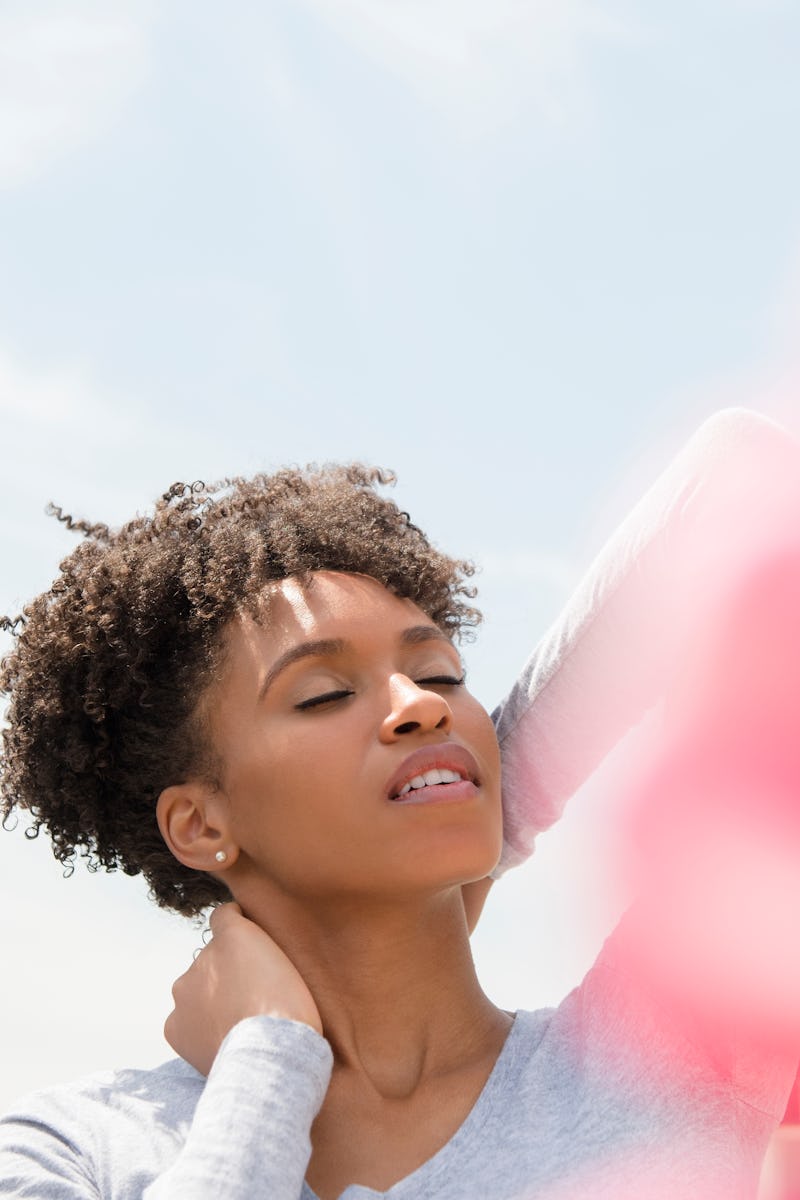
left=1, top=412, right=799, bottom=1198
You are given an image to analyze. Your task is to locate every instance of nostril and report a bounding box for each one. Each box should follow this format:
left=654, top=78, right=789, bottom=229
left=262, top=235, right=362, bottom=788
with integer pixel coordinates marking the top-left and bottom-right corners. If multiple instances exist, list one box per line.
left=395, top=720, right=421, bottom=735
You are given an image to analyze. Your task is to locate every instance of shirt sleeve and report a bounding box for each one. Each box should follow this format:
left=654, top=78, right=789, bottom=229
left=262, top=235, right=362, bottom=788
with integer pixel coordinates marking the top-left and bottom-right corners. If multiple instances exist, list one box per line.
left=491, top=406, right=800, bottom=876
left=143, top=1017, right=333, bottom=1200
left=0, top=1016, right=333, bottom=1200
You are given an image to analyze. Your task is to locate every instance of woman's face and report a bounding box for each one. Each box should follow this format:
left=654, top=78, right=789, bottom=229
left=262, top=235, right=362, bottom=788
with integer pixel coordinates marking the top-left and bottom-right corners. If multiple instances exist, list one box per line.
left=205, top=571, right=502, bottom=905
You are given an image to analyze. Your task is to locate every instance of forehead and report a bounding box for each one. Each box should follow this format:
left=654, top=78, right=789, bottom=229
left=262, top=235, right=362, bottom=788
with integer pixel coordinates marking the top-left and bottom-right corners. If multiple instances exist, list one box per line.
left=224, top=571, right=446, bottom=679
left=259, top=571, right=432, bottom=636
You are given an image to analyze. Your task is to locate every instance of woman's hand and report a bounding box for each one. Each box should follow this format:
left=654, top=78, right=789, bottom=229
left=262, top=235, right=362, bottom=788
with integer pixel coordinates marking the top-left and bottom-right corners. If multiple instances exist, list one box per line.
left=164, top=902, right=323, bottom=1076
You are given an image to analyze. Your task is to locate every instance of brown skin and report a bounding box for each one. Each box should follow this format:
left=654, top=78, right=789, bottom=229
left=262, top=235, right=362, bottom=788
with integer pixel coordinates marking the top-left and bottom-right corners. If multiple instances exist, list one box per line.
left=158, top=572, right=508, bottom=1198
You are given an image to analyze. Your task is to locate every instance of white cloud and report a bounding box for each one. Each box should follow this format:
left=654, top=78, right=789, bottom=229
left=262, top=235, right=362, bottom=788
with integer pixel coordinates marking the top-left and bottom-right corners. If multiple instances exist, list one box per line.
left=298, top=0, right=637, bottom=133
left=230, top=8, right=376, bottom=298
left=0, top=2, right=151, bottom=188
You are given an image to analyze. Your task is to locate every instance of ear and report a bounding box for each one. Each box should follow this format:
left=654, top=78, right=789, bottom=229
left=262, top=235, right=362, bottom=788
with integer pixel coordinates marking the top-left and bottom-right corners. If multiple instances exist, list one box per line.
left=156, top=783, right=239, bottom=874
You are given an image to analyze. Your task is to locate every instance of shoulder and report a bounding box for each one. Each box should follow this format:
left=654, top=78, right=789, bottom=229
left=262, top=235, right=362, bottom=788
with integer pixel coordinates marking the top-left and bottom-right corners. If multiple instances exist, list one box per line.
left=3, top=1054, right=203, bottom=1129
left=0, top=1057, right=204, bottom=1195
left=541, top=931, right=797, bottom=1125
left=0, top=1018, right=332, bottom=1197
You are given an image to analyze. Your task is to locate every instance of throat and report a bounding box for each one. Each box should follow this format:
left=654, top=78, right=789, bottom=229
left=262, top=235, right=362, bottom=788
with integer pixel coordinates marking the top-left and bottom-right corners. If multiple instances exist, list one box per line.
left=288, top=888, right=501, bottom=1084
left=324, top=1002, right=512, bottom=1100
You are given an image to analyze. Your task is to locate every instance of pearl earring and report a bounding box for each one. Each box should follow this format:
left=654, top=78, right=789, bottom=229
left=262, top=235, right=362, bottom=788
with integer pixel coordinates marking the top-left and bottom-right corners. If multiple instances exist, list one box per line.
left=214, top=850, right=228, bottom=864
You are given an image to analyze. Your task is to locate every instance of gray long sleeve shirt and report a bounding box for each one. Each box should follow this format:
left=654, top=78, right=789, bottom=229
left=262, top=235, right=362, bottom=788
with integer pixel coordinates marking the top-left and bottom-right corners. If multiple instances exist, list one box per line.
left=0, top=935, right=793, bottom=1199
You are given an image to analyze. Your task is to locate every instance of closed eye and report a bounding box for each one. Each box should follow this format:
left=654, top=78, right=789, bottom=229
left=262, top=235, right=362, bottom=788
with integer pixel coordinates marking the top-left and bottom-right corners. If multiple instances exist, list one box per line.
left=415, top=675, right=466, bottom=688
left=295, top=689, right=355, bottom=710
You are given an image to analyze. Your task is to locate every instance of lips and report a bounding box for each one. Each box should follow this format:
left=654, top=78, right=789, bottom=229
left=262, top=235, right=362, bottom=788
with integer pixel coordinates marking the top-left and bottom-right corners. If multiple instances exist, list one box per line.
left=385, top=744, right=480, bottom=803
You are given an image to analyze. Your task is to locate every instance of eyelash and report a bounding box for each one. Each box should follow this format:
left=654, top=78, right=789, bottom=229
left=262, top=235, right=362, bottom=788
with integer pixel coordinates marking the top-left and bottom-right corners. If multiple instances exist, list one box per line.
left=295, top=676, right=466, bottom=711
left=295, top=689, right=354, bottom=710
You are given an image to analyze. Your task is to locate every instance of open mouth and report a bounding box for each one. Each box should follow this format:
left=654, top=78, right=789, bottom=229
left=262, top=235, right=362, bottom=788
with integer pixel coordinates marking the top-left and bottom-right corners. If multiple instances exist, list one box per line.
left=385, top=744, right=481, bottom=805
left=393, top=768, right=469, bottom=798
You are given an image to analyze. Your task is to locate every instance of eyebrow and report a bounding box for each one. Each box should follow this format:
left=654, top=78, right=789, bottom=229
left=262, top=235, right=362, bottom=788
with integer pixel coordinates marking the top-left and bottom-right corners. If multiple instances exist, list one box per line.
left=258, top=625, right=453, bottom=700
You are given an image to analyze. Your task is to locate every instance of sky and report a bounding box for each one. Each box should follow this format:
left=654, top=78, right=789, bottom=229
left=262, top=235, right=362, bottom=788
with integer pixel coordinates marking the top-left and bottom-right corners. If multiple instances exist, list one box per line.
left=1, top=0, right=800, bottom=1110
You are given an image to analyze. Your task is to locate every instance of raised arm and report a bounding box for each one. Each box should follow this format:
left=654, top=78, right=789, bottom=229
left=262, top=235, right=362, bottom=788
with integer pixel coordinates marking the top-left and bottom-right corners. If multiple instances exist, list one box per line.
left=491, top=407, right=800, bottom=876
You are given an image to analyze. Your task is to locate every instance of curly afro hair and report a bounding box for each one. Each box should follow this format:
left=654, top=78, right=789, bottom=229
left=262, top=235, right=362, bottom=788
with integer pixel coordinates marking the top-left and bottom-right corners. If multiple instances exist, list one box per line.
left=0, top=465, right=480, bottom=918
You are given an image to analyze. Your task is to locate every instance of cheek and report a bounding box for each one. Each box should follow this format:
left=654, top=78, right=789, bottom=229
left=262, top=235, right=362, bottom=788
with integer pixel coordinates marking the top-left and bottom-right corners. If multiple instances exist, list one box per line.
left=225, top=725, right=362, bottom=851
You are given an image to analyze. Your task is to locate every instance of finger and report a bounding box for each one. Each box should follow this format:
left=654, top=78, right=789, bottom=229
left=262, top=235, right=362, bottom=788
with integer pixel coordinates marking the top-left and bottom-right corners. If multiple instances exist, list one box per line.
left=208, top=900, right=243, bottom=935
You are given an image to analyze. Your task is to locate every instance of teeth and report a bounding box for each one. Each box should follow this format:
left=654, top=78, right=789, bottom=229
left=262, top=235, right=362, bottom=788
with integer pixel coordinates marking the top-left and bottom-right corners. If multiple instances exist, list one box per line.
left=395, top=768, right=466, bottom=797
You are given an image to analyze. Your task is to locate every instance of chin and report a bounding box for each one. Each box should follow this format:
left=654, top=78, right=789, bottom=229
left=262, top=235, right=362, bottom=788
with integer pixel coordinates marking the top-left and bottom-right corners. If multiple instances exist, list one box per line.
left=415, top=824, right=503, bottom=890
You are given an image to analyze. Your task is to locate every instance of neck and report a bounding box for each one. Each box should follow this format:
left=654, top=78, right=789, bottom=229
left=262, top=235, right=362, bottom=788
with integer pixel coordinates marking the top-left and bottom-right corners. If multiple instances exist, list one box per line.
left=238, top=884, right=509, bottom=1098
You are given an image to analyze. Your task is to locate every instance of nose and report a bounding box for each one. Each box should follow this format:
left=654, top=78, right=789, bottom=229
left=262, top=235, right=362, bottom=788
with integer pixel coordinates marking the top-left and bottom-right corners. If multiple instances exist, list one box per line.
left=379, top=674, right=453, bottom=742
